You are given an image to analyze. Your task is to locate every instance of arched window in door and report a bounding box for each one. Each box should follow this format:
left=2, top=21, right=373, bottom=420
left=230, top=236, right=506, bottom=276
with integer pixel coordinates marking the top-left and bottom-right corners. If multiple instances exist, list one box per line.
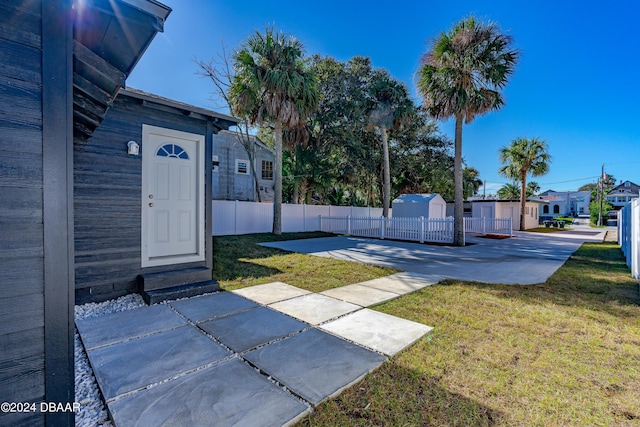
left=553, top=204, right=560, bottom=214
left=543, top=205, right=549, bottom=214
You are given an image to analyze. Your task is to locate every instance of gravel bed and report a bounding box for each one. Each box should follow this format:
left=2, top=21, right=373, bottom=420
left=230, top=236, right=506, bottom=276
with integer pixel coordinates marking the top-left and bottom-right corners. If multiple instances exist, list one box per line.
left=74, top=294, right=146, bottom=427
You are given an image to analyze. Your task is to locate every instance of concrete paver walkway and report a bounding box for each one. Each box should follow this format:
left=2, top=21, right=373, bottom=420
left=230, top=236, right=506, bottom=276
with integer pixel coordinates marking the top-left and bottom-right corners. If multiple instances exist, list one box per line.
left=77, top=278, right=433, bottom=427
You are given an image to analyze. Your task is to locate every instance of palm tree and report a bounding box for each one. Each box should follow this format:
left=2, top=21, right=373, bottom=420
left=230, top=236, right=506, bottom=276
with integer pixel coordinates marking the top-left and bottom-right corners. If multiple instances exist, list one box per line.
left=497, top=182, right=520, bottom=199
left=229, top=27, right=318, bottom=234
left=416, top=16, right=519, bottom=245
left=463, top=166, right=483, bottom=198
left=368, top=73, right=415, bottom=217
left=526, top=181, right=540, bottom=196
left=498, top=137, right=551, bottom=231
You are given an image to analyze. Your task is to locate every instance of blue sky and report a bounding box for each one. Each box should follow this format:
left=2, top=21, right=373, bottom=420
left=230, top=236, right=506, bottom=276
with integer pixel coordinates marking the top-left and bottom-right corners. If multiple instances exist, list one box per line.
left=128, top=0, right=640, bottom=193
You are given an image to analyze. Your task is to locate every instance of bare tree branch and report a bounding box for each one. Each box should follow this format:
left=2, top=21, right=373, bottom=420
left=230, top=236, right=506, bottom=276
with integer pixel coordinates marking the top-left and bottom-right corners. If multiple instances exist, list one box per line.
left=195, top=41, right=263, bottom=201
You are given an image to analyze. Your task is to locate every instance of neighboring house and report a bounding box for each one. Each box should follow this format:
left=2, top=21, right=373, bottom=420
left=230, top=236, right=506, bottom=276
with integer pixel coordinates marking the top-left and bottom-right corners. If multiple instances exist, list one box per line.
left=393, top=194, right=447, bottom=219
left=539, top=190, right=591, bottom=217
left=212, top=130, right=275, bottom=202
left=605, top=180, right=640, bottom=209
left=470, top=199, right=548, bottom=230
left=0, top=2, right=240, bottom=424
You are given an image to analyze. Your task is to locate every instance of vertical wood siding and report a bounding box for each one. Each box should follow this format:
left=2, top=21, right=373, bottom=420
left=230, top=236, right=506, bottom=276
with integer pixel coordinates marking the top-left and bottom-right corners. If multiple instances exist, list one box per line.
left=74, top=96, right=213, bottom=303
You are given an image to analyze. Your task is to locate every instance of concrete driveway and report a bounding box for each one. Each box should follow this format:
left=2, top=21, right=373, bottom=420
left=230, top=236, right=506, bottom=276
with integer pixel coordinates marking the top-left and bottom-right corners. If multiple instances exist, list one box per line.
left=261, top=229, right=606, bottom=285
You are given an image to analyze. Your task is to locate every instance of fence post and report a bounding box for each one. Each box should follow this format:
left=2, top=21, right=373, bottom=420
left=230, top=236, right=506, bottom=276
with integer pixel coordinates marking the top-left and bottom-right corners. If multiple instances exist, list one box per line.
left=302, top=203, right=306, bottom=232
left=509, top=217, right=513, bottom=237
left=347, top=215, right=351, bottom=235
left=319, top=215, right=323, bottom=232
left=420, top=216, right=425, bottom=243
left=380, top=216, right=385, bottom=239
left=234, top=199, right=238, bottom=235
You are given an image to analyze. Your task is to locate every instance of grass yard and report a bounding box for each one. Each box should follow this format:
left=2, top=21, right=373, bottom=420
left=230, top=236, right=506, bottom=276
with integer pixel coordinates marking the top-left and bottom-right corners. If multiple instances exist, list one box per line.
left=527, top=227, right=574, bottom=233
left=214, top=232, right=397, bottom=292
left=213, top=234, right=640, bottom=426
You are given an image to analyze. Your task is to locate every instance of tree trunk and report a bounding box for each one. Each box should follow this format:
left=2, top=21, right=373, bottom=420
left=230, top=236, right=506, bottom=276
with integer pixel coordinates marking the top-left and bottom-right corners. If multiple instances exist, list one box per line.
left=273, top=121, right=283, bottom=235
left=251, top=162, right=261, bottom=202
left=381, top=126, right=391, bottom=218
left=453, top=115, right=464, bottom=246
left=520, top=172, right=527, bottom=231
left=237, top=127, right=262, bottom=202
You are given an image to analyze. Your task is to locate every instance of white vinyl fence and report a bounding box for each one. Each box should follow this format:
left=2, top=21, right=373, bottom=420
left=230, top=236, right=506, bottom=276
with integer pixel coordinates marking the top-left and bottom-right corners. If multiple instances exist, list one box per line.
left=464, top=217, right=513, bottom=236
left=618, top=199, right=640, bottom=278
left=212, top=200, right=383, bottom=235
left=320, top=216, right=454, bottom=243
left=213, top=200, right=513, bottom=245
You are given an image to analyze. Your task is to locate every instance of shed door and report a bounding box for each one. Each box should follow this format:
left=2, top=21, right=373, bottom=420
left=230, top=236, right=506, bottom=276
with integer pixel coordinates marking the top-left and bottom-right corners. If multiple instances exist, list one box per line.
left=142, top=125, right=205, bottom=267
left=480, top=206, right=493, bottom=218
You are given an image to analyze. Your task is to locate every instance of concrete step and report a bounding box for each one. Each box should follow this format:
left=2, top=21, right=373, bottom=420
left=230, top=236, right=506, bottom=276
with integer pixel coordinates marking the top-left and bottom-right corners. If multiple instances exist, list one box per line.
left=141, top=280, right=220, bottom=305
left=139, top=267, right=212, bottom=291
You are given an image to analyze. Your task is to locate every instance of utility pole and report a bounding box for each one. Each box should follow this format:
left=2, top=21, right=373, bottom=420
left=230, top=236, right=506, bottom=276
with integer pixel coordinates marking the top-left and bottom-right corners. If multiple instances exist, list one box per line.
left=598, top=163, right=604, bottom=226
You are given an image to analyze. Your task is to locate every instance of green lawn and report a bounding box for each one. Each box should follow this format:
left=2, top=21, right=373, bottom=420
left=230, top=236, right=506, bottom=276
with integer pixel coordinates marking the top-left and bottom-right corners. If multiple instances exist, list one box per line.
left=214, top=232, right=397, bottom=292
left=527, top=226, right=574, bottom=233
left=213, top=234, right=640, bottom=426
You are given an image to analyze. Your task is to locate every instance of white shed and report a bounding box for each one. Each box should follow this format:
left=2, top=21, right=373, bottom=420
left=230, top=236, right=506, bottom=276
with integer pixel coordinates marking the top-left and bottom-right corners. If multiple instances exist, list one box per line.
left=392, top=194, right=447, bottom=219
left=471, top=199, right=548, bottom=230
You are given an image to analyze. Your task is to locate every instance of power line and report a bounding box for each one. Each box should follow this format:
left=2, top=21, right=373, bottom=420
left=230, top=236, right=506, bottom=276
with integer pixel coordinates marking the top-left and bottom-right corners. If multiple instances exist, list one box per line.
left=537, top=175, right=600, bottom=185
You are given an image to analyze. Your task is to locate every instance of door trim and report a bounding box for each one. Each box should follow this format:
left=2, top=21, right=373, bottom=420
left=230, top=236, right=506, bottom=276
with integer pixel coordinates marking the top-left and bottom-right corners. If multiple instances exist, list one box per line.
left=141, top=124, right=205, bottom=267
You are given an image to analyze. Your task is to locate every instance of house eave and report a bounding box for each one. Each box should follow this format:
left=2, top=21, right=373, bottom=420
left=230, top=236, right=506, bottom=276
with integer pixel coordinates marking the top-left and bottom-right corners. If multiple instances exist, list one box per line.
left=119, top=88, right=240, bottom=130
left=72, top=0, right=171, bottom=142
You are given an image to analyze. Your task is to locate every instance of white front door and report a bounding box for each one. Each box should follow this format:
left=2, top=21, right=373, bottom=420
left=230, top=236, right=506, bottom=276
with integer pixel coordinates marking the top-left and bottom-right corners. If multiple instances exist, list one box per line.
left=141, top=125, right=205, bottom=267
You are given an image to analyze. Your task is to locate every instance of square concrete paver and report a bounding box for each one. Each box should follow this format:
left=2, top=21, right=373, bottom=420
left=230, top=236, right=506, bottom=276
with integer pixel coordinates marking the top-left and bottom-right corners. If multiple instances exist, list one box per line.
left=320, top=284, right=398, bottom=307
left=355, top=272, right=440, bottom=295
left=269, top=293, right=361, bottom=325
left=88, top=325, right=232, bottom=400
left=108, top=358, right=309, bottom=427
left=199, top=307, right=307, bottom=352
left=169, top=291, right=258, bottom=323
left=320, top=309, right=433, bottom=356
left=244, top=328, right=386, bottom=405
left=231, top=282, right=311, bottom=305
left=76, top=304, right=187, bottom=351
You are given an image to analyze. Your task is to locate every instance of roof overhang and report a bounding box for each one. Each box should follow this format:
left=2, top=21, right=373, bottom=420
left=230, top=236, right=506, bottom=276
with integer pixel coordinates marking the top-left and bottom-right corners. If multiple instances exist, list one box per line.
left=120, top=88, right=240, bottom=131
left=72, top=0, right=171, bottom=141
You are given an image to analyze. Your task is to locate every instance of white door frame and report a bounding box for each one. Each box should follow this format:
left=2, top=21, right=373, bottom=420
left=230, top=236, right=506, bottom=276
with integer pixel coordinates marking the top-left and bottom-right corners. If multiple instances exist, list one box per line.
left=141, top=124, right=205, bottom=267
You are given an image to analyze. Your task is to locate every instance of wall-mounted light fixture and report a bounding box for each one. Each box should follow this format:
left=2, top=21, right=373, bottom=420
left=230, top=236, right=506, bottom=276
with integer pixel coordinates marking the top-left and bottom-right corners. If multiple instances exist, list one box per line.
left=127, top=140, right=140, bottom=156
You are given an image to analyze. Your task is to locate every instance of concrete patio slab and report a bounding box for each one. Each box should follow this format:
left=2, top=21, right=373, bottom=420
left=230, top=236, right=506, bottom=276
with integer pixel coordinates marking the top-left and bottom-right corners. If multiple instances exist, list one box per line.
left=169, top=291, right=258, bottom=323
left=232, top=281, right=311, bottom=304
left=88, top=325, right=231, bottom=400
left=320, top=283, right=399, bottom=307
left=244, top=328, right=386, bottom=405
left=269, top=293, right=361, bottom=325
left=76, top=304, right=187, bottom=351
left=355, top=272, right=440, bottom=295
left=198, top=307, right=307, bottom=352
left=108, top=358, right=310, bottom=427
left=320, top=309, right=433, bottom=356
left=261, top=234, right=587, bottom=285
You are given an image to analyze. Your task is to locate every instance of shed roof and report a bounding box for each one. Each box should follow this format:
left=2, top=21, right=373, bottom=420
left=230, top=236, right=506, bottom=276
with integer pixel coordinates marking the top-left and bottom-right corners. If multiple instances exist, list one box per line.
left=471, top=198, right=549, bottom=205
left=393, top=194, right=443, bottom=203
